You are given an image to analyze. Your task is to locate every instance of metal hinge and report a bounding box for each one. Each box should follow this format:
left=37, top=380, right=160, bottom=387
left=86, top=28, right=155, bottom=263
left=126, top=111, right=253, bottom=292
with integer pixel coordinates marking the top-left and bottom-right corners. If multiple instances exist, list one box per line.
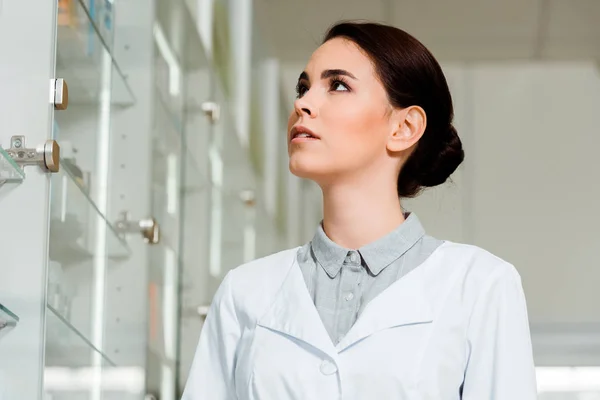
left=3, top=136, right=60, bottom=173
left=201, top=101, right=220, bottom=124
left=115, top=211, right=161, bottom=245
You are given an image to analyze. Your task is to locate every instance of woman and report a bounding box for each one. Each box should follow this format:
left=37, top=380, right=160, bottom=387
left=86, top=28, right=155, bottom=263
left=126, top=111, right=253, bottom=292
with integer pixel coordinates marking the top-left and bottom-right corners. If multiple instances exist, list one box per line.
left=183, top=21, right=537, bottom=399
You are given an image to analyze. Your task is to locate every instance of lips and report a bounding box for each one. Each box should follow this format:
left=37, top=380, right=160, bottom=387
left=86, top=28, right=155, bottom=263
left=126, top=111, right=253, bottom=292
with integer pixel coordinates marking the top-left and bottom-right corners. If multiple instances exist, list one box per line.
left=290, top=126, right=320, bottom=142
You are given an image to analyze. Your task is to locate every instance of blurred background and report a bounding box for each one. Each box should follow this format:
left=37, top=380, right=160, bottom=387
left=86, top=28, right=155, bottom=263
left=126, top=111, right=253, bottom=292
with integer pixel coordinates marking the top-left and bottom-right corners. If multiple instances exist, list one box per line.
left=0, top=0, right=599, bottom=399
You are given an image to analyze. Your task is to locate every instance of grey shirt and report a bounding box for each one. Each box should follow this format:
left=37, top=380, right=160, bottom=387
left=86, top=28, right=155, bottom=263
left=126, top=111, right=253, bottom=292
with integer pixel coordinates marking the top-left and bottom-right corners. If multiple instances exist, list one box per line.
left=297, top=213, right=443, bottom=345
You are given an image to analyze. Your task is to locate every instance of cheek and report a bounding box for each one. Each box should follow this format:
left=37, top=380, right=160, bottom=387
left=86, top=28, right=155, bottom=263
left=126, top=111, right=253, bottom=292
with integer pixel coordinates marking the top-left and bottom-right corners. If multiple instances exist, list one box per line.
left=325, top=99, right=388, bottom=151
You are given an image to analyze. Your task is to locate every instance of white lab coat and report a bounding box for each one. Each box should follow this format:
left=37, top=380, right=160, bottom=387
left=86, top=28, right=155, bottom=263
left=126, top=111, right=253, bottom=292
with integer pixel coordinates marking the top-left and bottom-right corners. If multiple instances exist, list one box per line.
left=182, top=241, right=537, bottom=400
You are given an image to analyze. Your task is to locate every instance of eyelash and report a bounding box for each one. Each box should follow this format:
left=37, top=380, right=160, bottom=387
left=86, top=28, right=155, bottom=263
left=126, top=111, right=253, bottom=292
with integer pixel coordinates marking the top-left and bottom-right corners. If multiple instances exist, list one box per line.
left=295, top=75, right=351, bottom=98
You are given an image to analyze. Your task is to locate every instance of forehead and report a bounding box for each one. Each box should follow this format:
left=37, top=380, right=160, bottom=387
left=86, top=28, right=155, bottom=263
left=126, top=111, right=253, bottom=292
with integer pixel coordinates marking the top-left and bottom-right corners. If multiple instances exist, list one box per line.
left=304, top=37, right=375, bottom=79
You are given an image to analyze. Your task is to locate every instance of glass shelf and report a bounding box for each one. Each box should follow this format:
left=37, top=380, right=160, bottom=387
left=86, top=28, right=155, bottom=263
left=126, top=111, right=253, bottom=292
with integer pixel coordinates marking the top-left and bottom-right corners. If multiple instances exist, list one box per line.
left=46, top=159, right=131, bottom=370
left=0, top=147, right=25, bottom=185
left=56, top=0, right=135, bottom=107
left=59, top=0, right=114, bottom=51
left=45, top=304, right=117, bottom=398
left=49, top=159, right=131, bottom=266
left=0, top=302, right=19, bottom=341
left=45, top=304, right=116, bottom=368
left=181, top=147, right=209, bottom=196
left=153, top=90, right=210, bottom=195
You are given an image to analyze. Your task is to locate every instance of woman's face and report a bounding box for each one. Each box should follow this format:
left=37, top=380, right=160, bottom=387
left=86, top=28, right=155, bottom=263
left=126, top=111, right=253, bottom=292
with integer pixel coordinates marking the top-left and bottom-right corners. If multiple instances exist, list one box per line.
left=287, top=37, right=396, bottom=185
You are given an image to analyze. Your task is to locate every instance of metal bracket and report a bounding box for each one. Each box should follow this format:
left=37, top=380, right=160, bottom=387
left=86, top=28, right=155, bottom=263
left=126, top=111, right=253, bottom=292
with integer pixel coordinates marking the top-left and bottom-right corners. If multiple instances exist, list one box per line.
left=201, top=101, right=220, bottom=124
left=3, top=136, right=60, bottom=173
left=0, top=320, right=16, bottom=331
left=115, top=211, right=160, bottom=245
left=239, top=189, right=256, bottom=207
left=51, top=78, right=69, bottom=110
left=181, top=304, right=210, bottom=320
left=196, top=305, right=210, bottom=319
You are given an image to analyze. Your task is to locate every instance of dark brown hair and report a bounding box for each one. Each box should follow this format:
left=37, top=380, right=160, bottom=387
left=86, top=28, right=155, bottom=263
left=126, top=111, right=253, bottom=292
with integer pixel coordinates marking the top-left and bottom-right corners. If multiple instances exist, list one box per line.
left=323, top=21, right=464, bottom=198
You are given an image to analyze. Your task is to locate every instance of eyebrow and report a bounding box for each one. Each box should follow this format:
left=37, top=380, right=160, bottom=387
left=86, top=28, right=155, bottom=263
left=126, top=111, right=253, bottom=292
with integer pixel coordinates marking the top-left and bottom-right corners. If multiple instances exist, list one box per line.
left=298, top=69, right=358, bottom=82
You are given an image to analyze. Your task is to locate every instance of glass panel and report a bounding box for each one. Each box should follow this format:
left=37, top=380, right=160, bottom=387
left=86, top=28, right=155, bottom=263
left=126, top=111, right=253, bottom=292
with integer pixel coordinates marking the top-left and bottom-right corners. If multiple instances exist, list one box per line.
left=58, top=0, right=116, bottom=61
left=49, top=162, right=130, bottom=264
left=0, top=302, right=19, bottom=342
left=44, top=304, right=115, bottom=399
left=151, top=84, right=183, bottom=250
left=56, top=0, right=134, bottom=110
left=212, top=0, right=232, bottom=95
left=177, top=141, right=211, bottom=392
left=49, top=0, right=135, bottom=379
left=47, top=163, right=131, bottom=348
left=175, top=11, right=214, bottom=392
left=147, top=3, right=187, bottom=397
left=248, top=18, right=271, bottom=178
left=0, top=0, right=58, bottom=397
left=0, top=147, right=25, bottom=184
left=255, top=199, right=279, bottom=258
left=148, top=82, right=183, bottom=381
left=211, top=83, right=257, bottom=280
left=0, top=147, right=25, bottom=199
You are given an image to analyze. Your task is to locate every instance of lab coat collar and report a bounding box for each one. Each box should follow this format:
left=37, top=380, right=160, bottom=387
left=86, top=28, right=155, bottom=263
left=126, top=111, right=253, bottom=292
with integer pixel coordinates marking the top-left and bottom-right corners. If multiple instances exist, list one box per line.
left=336, top=262, right=434, bottom=352
left=258, top=254, right=338, bottom=358
left=258, top=249, right=434, bottom=358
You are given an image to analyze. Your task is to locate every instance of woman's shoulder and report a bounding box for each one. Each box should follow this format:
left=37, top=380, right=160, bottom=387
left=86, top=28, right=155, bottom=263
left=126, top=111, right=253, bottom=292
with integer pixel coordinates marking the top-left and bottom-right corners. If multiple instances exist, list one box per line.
left=219, top=247, right=301, bottom=311
left=420, top=241, right=525, bottom=320
left=437, top=240, right=518, bottom=273
left=228, top=246, right=301, bottom=283
left=432, top=240, right=523, bottom=293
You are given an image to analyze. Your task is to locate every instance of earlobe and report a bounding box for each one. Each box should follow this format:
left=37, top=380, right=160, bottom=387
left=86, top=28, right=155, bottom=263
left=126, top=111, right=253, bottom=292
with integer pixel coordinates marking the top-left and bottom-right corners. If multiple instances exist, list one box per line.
left=387, top=106, right=426, bottom=153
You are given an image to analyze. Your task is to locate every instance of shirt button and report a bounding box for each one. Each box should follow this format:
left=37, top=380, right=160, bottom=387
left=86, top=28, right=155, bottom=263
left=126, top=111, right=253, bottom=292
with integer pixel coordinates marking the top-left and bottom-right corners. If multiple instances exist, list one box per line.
left=320, top=360, right=338, bottom=375
left=345, top=292, right=354, bottom=301
left=350, top=253, right=359, bottom=263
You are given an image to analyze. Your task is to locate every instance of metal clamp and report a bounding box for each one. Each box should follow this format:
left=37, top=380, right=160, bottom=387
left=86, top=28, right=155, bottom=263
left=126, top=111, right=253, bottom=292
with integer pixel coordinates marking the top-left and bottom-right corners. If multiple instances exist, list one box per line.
left=239, top=189, right=256, bottom=207
left=4, top=136, right=60, bottom=173
left=115, top=211, right=160, bottom=245
left=181, top=304, right=210, bottom=320
left=201, top=101, right=220, bottom=124
left=52, top=78, right=69, bottom=110
left=196, top=305, right=210, bottom=319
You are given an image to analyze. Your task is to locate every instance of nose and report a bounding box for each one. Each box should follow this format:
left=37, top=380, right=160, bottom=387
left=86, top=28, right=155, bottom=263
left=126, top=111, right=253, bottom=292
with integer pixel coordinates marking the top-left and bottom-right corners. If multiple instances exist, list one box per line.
left=294, top=94, right=318, bottom=118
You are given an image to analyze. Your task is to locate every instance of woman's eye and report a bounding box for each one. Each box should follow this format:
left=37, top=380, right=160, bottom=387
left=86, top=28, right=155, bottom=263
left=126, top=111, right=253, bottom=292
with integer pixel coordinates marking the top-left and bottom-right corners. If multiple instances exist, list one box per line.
left=331, top=81, right=349, bottom=92
left=296, top=84, right=309, bottom=98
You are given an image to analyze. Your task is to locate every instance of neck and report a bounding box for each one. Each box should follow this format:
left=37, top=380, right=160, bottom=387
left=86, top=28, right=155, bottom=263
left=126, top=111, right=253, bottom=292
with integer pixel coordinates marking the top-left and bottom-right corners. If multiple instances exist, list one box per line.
left=320, top=175, right=405, bottom=249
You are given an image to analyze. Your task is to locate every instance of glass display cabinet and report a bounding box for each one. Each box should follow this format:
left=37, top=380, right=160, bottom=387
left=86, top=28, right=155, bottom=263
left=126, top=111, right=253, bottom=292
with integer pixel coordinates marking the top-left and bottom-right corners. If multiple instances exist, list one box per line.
left=0, top=0, right=218, bottom=399
left=0, top=0, right=294, bottom=399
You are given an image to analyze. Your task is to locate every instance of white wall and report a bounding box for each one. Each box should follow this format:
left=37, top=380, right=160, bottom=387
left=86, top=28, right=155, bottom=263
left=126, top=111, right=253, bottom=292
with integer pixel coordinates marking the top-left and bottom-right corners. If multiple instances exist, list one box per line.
left=435, top=62, right=600, bottom=323
left=414, top=61, right=600, bottom=365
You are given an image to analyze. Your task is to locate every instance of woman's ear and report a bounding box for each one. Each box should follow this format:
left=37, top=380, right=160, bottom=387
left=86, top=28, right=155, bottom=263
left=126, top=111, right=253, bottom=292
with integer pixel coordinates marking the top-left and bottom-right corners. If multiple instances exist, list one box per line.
left=387, top=106, right=427, bottom=153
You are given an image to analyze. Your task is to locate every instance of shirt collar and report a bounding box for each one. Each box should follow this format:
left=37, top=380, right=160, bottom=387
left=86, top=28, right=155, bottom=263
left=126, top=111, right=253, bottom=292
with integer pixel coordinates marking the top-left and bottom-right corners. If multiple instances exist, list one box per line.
left=310, top=213, right=426, bottom=278
left=310, top=223, right=349, bottom=278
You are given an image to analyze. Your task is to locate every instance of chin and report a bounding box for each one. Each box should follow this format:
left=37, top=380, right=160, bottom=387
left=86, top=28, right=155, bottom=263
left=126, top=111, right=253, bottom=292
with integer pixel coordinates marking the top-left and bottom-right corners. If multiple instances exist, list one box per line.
left=288, top=155, right=326, bottom=180
left=288, top=159, right=313, bottom=179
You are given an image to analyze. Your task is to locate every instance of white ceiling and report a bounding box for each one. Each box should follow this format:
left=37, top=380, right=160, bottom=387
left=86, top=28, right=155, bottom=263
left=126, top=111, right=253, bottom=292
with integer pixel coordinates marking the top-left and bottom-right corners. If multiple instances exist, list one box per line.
left=254, top=0, right=600, bottom=62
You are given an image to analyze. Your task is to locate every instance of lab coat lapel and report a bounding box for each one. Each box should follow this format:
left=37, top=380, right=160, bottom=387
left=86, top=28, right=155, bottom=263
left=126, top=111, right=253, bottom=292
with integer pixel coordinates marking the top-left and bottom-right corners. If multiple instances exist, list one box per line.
left=337, top=265, right=434, bottom=352
left=257, top=257, right=337, bottom=358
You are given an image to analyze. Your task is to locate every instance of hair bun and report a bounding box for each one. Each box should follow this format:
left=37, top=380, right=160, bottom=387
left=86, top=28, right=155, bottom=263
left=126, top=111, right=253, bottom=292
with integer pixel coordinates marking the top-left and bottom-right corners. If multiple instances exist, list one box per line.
left=419, top=124, right=464, bottom=188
